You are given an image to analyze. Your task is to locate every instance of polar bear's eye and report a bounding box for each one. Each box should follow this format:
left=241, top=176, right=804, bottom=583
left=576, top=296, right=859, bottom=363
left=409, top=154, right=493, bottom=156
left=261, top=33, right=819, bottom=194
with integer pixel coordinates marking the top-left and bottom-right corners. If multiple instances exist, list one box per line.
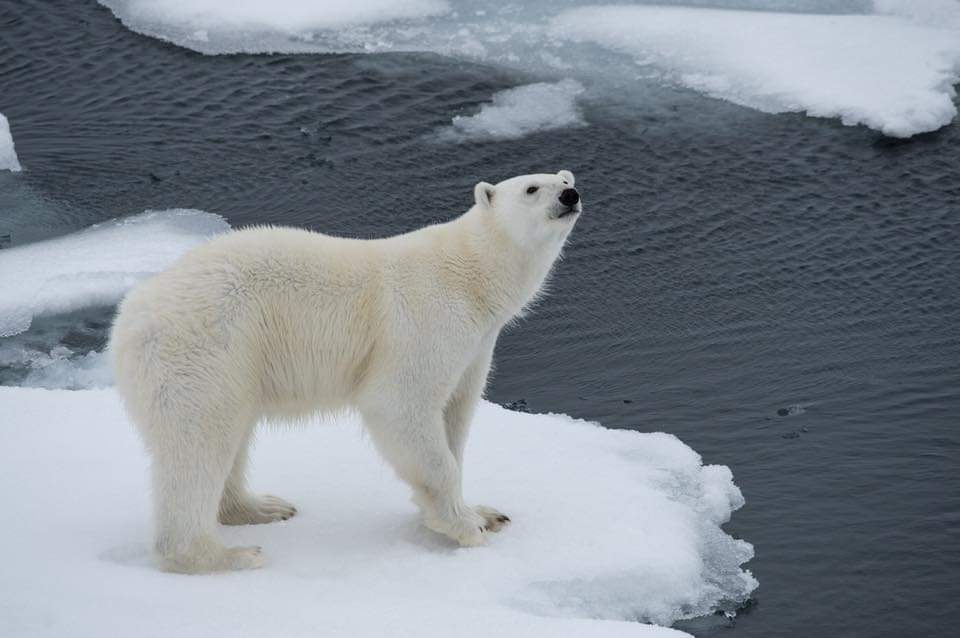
left=526, top=186, right=539, bottom=195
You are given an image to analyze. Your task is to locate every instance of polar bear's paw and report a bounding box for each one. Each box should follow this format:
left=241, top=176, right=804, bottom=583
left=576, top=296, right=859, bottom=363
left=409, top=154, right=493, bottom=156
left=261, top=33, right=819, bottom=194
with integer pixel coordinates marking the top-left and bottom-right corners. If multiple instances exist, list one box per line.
left=474, top=505, right=511, bottom=533
left=423, top=505, right=510, bottom=546
left=220, top=494, right=297, bottom=526
left=220, top=545, right=267, bottom=571
left=158, top=544, right=266, bottom=573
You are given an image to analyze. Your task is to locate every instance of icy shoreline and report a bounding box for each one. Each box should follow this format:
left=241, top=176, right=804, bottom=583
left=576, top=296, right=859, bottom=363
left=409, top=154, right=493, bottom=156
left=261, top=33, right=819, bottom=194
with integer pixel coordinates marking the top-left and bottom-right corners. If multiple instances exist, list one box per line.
left=0, top=388, right=755, bottom=637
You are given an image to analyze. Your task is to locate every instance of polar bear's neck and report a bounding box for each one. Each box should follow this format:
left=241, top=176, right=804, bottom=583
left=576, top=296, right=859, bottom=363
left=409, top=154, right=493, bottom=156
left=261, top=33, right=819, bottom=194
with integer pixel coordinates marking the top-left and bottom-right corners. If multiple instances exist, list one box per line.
left=435, top=207, right=566, bottom=326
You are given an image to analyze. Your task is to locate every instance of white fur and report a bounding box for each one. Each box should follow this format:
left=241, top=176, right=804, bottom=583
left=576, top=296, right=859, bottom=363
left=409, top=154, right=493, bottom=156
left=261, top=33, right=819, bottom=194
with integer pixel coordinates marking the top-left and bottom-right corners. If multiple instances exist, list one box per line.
left=110, top=171, right=581, bottom=573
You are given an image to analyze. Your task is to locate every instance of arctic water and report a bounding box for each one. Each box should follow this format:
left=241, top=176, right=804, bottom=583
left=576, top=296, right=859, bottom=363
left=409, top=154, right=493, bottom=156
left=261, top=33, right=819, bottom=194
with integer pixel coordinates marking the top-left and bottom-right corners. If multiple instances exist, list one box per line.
left=1, top=0, right=959, bottom=636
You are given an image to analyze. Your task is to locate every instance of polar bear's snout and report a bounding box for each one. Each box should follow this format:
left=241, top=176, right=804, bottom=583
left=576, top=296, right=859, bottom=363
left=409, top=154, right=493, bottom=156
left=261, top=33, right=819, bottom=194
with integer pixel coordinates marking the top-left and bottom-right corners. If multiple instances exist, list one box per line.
left=557, top=187, right=581, bottom=218
left=559, top=188, right=580, bottom=207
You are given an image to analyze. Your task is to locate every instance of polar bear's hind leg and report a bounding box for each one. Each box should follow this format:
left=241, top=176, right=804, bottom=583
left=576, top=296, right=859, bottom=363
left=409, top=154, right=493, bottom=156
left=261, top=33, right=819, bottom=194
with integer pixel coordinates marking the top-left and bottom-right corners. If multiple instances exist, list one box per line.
left=219, top=428, right=297, bottom=525
left=147, top=408, right=265, bottom=573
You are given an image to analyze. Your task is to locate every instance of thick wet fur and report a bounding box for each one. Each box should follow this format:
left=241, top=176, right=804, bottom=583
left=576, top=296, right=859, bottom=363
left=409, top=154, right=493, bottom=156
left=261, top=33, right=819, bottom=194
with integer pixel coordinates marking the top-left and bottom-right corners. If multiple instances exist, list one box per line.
left=110, top=171, right=581, bottom=573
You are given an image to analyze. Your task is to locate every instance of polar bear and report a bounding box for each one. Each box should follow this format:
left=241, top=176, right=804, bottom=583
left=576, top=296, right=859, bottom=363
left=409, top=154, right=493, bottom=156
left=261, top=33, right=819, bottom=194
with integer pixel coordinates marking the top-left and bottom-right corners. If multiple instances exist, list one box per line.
left=110, top=170, right=582, bottom=573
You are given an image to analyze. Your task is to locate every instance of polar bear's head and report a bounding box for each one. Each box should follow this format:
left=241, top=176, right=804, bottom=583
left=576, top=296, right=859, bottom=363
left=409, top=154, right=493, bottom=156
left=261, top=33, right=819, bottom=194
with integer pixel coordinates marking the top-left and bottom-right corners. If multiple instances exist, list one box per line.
left=474, top=170, right=581, bottom=247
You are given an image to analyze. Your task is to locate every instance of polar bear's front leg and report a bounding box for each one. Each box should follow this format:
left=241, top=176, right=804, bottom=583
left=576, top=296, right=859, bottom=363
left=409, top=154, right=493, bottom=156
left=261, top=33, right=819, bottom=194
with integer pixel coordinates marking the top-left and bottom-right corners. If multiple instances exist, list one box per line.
left=362, top=403, right=497, bottom=546
left=444, top=344, right=495, bottom=467
left=441, top=344, right=511, bottom=535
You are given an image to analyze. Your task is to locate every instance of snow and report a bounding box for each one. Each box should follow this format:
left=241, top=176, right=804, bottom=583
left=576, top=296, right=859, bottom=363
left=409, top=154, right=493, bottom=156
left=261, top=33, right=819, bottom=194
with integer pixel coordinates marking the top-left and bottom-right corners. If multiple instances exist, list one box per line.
left=551, top=5, right=960, bottom=138
left=97, top=0, right=960, bottom=137
left=0, top=209, right=229, bottom=337
left=441, top=80, right=586, bottom=141
left=0, top=112, right=22, bottom=171
left=0, top=388, right=755, bottom=637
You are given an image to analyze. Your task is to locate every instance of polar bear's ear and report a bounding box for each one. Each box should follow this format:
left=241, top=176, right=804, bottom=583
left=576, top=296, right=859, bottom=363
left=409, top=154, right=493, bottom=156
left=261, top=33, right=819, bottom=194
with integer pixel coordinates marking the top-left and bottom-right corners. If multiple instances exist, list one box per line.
left=558, top=170, right=575, bottom=186
left=474, top=181, right=496, bottom=209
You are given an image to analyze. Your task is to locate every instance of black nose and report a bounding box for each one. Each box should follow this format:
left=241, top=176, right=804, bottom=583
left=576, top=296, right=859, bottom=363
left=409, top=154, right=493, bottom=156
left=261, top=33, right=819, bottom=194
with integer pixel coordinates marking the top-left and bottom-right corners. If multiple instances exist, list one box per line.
left=559, top=188, right=580, bottom=207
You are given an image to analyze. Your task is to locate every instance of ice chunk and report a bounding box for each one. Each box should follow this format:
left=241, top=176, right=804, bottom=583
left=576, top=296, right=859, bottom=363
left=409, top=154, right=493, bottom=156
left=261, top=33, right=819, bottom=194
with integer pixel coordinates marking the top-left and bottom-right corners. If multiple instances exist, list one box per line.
left=441, top=80, right=586, bottom=141
left=98, top=0, right=450, bottom=51
left=0, top=209, right=229, bottom=337
left=102, top=0, right=450, bottom=30
left=0, top=112, right=22, bottom=172
left=0, top=389, right=754, bottom=637
left=551, top=5, right=960, bottom=138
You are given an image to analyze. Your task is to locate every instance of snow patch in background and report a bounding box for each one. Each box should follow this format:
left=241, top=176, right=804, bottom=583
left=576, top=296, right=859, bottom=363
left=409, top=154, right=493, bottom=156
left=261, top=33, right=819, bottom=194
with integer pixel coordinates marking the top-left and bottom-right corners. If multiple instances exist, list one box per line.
left=0, top=113, right=22, bottom=171
left=0, top=209, right=228, bottom=337
left=552, top=6, right=960, bottom=138
left=441, top=80, right=586, bottom=141
left=97, top=0, right=960, bottom=137
left=0, top=388, right=755, bottom=637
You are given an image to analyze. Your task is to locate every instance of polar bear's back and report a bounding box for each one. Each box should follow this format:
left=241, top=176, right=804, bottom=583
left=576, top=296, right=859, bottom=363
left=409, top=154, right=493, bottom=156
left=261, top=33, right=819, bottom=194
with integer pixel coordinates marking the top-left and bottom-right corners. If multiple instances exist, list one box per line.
left=110, top=226, right=391, bottom=422
left=118, top=225, right=384, bottom=334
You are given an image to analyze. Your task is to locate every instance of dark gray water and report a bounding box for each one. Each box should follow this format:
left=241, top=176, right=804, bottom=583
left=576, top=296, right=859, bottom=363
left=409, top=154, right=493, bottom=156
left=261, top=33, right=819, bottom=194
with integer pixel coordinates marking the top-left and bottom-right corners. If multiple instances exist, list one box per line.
left=2, top=1, right=959, bottom=635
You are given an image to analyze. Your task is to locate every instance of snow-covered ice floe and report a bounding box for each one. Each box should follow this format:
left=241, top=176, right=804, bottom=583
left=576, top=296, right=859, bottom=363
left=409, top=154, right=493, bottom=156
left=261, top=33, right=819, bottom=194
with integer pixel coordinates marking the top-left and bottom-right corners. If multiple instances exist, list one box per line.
left=0, top=209, right=229, bottom=337
left=98, top=0, right=450, bottom=52
left=440, top=79, right=586, bottom=141
left=98, top=0, right=960, bottom=137
left=0, top=388, right=755, bottom=637
left=0, top=112, right=22, bottom=171
left=551, top=5, right=960, bottom=138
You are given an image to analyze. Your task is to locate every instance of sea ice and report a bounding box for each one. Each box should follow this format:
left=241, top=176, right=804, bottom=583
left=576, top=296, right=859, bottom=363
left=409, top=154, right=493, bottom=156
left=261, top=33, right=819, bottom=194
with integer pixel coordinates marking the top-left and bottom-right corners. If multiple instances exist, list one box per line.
left=0, top=209, right=229, bottom=337
left=552, top=5, right=960, bottom=138
left=0, top=112, right=22, bottom=171
left=0, top=387, right=755, bottom=637
left=97, top=0, right=960, bottom=137
left=98, top=0, right=449, bottom=50
left=441, top=79, right=586, bottom=141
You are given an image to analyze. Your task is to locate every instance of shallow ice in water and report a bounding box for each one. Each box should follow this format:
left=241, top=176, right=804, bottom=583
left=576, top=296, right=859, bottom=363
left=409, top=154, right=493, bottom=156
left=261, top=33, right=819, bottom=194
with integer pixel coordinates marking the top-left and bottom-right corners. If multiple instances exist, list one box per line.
left=440, top=79, right=586, bottom=141
left=0, top=389, right=756, bottom=637
left=98, top=0, right=960, bottom=137
left=0, top=345, right=112, bottom=390
left=0, top=112, right=22, bottom=172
